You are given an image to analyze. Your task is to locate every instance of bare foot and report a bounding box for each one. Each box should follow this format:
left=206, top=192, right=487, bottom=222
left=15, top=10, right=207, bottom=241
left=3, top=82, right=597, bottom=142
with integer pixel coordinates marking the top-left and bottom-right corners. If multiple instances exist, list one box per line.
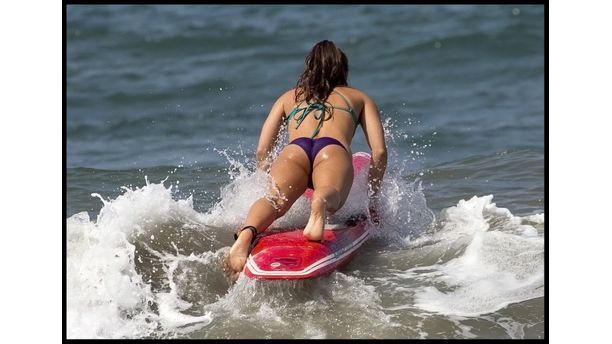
left=222, top=229, right=254, bottom=284
left=222, top=252, right=241, bottom=284
left=303, top=197, right=326, bottom=242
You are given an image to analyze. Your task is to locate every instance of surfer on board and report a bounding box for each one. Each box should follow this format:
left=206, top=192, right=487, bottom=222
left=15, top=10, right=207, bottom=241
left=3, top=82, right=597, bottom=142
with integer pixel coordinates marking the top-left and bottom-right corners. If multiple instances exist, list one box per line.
left=223, top=40, right=388, bottom=282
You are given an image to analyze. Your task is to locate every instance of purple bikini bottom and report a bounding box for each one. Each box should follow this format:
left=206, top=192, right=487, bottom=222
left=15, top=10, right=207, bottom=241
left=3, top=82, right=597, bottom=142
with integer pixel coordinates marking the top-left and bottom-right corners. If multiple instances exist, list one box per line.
left=289, top=136, right=347, bottom=189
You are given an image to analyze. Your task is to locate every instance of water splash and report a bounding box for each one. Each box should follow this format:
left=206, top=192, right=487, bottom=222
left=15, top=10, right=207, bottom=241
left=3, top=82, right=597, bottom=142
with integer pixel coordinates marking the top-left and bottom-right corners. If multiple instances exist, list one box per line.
left=66, top=114, right=547, bottom=339
left=202, top=116, right=435, bottom=241
left=67, top=178, right=218, bottom=339
left=391, top=195, right=544, bottom=317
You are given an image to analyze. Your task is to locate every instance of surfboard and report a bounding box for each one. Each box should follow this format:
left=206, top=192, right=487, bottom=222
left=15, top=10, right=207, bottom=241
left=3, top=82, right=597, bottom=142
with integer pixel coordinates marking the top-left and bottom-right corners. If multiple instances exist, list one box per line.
left=243, top=152, right=371, bottom=280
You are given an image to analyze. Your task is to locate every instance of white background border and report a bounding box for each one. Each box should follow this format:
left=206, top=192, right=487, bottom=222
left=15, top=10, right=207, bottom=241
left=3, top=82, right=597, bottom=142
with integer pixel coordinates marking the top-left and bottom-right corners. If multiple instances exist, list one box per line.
left=1, top=0, right=61, bottom=342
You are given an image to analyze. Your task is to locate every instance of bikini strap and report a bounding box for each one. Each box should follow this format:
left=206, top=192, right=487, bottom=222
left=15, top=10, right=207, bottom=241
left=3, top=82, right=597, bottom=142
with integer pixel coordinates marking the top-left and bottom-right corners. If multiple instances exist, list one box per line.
left=285, top=91, right=357, bottom=138
left=331, top=90, right=359, bottom=125
left=285, top=102, right=328, bottom=138
left=285, top=106, right=300, bottom=123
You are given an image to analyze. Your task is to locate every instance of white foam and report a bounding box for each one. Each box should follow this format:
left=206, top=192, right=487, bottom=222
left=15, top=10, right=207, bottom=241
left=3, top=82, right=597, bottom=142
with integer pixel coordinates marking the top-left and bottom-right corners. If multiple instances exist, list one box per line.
left=524, top=213, right=545, bottom=224
left=156, top=292, right=213, bottom=331
left=67, top=211, right=158, bottom=338
left=155, top=249, right=220, bottom=333
left=67, top=179, right=216, bottom=338
left=448, top=315, right=478, bottom=339
left=328, top=273, right=399, bottom=333
left=91, top=180, right=206, bottom=237
left=373, top=178, right=435, bottom=242
left=404, top=195, right=544, bottom=317
left=255, top=303, right=287, bottom=326
left=301, top=322, right=327, bottom=339
left=496, top=316, right=526, bottom=339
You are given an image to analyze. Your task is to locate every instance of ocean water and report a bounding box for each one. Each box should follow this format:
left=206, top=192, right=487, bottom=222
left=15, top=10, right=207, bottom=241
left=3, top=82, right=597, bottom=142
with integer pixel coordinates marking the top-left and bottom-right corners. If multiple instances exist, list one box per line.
left=66, top=4, right=545, bottom=339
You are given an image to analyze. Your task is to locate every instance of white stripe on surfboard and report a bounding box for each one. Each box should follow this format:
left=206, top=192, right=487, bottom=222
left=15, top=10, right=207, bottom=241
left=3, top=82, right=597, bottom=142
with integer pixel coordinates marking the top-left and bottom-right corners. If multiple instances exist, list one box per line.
left=246, top=229, right=370, bottom=277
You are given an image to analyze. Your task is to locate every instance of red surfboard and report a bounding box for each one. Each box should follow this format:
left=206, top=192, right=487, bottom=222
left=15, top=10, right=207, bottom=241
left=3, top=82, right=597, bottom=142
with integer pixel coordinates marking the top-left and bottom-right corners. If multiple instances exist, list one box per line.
left=244, top=152, right=371, bottom=280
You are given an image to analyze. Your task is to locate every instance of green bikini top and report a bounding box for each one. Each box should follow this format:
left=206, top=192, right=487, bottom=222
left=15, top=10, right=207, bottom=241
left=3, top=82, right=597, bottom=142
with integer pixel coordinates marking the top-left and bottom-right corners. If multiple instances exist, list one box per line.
left=285, top=90, right=360, bottom=138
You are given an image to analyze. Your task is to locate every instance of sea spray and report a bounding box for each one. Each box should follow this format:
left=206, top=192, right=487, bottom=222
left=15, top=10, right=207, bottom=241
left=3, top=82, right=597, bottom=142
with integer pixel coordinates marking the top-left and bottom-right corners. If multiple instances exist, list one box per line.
left=67, top=178, right=220, bottom=338
left=202, top=115, right=436, bottom=242
left=67, top=211, right=158, bottom=338
left=387, top=195, right=544, bottom=317
left=367, top=116, right=436, bottom=244
left=66, top=120, right=542, bottom=339
left=207, top=271, right=401, bottom=339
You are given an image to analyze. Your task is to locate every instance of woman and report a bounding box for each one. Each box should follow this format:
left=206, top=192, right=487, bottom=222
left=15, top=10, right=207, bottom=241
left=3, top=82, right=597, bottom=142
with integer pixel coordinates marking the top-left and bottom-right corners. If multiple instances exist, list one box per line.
left=223, top=40, right=388, bottom=282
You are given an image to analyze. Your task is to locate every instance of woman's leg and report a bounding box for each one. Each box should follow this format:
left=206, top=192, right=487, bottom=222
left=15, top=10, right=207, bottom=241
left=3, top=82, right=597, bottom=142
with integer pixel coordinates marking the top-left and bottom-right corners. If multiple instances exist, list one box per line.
left=224, top=145, right=311, bottom=281
left=303, top=145, right=353, bottom=242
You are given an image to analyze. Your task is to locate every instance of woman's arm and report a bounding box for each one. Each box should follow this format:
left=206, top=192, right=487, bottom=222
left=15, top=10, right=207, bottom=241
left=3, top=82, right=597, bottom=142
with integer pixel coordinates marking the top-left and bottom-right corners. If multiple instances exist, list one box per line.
left=360, top=93, right=388, bottom=199
left=255, top=92, right=288, bottom=170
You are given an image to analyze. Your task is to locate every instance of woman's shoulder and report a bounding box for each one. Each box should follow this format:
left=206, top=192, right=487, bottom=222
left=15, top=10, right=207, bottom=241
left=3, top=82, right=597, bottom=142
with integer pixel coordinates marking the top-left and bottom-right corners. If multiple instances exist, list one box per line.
left=275, top=88, right=299, bottom=110
left=336, top=86, right=374, bottom=102
left=278, top=88, right=298, bottom=102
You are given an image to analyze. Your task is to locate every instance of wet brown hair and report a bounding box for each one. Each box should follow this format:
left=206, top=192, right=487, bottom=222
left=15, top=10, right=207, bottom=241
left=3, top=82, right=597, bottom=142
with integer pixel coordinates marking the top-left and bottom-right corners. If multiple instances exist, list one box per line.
left=294, top=40, right=349, bottom=104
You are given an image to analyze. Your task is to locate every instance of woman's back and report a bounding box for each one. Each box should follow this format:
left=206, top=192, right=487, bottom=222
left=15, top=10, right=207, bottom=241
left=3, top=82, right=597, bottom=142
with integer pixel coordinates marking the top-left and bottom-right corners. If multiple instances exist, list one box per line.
left=282, top=86, right=367, bottom=151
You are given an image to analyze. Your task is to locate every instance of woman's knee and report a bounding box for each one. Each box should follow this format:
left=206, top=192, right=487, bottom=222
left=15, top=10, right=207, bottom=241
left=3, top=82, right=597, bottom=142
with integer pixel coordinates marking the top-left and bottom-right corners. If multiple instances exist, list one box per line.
left=312, top=185, right=339, bottom=198
left=312, top=186, right=341, bottom=210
